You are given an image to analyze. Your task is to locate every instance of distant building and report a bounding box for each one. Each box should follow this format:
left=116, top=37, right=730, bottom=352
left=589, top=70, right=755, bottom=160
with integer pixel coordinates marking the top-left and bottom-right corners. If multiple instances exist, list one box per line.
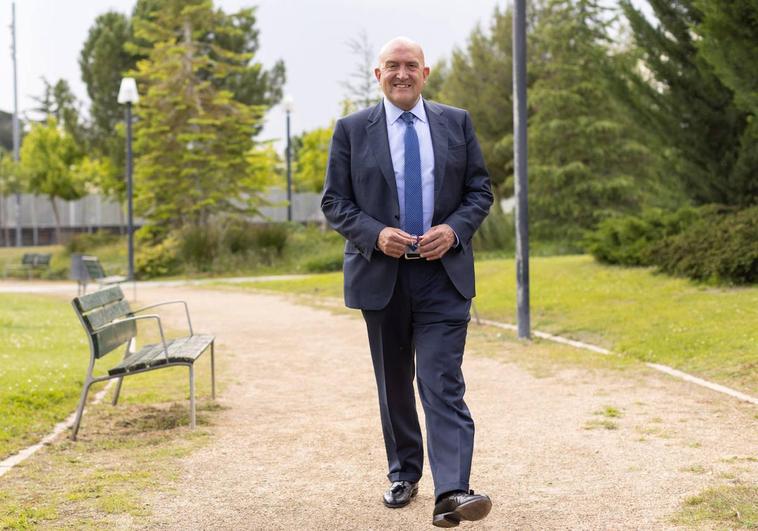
left=0, top=188, right=325, bottom=247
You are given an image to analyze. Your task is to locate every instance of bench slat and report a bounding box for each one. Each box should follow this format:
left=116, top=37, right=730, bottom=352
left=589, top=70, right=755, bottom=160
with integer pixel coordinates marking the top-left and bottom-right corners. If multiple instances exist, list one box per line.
left=93, top=321, right=137, bottom=359
left=108, top=334, right=214, bottom=375
left=84, top=300, right=132, bottom=330
left=74, top=285, right=125, bottom=313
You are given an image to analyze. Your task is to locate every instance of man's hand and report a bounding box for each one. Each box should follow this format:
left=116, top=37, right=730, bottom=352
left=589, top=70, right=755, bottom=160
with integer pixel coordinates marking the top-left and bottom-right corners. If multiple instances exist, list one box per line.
left=419, top=224, right=456, bottom=260
left=377, top=227, right=417, bottom=258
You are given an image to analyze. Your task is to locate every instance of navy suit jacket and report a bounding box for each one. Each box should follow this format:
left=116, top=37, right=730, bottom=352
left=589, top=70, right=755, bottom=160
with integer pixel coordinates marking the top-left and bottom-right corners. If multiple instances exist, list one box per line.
left=321, top=100, right=493, bottom=310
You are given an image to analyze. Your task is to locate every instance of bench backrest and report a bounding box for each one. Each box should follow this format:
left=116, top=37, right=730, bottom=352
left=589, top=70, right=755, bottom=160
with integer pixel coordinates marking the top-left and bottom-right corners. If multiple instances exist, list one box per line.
left=21, top=253, right=35, bottom=265
left=34, top=254, right=51, bottom=267
left=72, top=285, right=135, bottom=359
left=82, top=256, right=106, bottom=280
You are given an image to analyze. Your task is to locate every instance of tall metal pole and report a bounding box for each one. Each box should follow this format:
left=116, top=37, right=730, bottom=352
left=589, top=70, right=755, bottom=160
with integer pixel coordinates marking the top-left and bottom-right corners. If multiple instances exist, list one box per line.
left=11, top=2, right=22, bottom=247
left=126, top=102, right=134, bottom=282
left=513, top=0, right=531, bottom=339
left=285, top=109, right=292, bottom=222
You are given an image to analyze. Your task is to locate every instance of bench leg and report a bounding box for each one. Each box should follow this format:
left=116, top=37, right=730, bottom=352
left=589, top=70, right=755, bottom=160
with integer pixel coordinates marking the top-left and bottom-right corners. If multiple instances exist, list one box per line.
left=71, top=380, right=93, bottom=441
left=210, top=341, right=216, bottom=400
left=112, top=377, right=124, bottom=406
left=189, top=365, right=196, bottom=429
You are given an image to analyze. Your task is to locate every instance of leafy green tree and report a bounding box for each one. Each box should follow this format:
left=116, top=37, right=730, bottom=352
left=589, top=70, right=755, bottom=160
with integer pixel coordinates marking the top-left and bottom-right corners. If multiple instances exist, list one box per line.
left=0, top=151, right=23, bottom=245
left=615, top=0, right=751, bottom=206
left=294, top=125, right=332, bottom=193
left=19, top=119, right=86, bottom=242
left=527, top=0, right=652, bottom=242
left=130, top=0, right=275, bottom=238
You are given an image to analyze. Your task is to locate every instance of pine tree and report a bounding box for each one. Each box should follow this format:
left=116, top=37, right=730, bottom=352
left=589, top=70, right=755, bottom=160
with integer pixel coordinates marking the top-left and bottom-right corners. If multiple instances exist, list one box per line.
left=696, top=0, right=758, bottom=205
left=130, top=0, right=272, bottom=237
left=615, top=0, right=750, bottom=206
left=436, top=6, right=516, bottom=192
left=527, top=0, right=652, bottom=242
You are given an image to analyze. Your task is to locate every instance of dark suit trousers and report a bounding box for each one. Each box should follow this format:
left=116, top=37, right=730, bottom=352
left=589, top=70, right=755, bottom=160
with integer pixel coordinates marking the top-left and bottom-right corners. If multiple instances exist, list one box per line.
left=362, top=259, right=474, bottom=499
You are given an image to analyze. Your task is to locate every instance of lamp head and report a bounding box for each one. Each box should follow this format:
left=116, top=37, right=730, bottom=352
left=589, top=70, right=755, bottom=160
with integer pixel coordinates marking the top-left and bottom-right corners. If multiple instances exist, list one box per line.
left=118, top=77, right=139, bottom=104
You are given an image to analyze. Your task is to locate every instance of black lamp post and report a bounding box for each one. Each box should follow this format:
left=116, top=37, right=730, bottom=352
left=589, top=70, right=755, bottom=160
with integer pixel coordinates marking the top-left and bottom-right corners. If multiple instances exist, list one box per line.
left=283, top=95, right=294, bottom=222
left=118, top=77, right=139, bottom=283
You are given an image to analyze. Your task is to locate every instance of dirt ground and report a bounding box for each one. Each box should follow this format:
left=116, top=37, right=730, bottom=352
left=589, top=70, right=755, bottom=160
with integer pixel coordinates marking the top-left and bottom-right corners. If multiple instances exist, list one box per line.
left=97, top=285, right=757, bottom=531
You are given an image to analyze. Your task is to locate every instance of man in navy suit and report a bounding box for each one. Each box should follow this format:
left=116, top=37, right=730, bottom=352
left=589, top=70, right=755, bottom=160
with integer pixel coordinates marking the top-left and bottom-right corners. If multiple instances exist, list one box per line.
left=321, top=36, right=493, bottom=528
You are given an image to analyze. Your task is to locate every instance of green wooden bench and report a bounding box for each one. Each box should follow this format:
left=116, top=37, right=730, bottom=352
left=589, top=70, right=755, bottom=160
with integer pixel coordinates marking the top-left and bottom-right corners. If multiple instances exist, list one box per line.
left=70, top=285, right=216, bottom=440
left=77, top=255, right=127, bottom=295
left=3, top=252, right=52, bottom=279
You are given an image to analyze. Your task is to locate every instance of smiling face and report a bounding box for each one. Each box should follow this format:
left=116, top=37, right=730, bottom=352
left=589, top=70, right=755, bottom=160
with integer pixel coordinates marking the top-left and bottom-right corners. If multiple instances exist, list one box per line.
left=374, top=38, right=430, bottom=111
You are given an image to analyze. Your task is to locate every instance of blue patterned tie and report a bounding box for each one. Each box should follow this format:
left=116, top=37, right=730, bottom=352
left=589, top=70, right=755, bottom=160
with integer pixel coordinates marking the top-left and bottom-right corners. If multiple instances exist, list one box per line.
left=401, top=111, right=423, bottom=241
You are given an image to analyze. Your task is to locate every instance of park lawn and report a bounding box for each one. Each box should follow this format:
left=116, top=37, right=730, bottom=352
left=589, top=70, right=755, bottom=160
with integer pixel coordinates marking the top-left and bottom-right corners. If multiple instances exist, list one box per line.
left=0, top=292, right=217, bottom=461
left=245, top=255, right=758, bottom=395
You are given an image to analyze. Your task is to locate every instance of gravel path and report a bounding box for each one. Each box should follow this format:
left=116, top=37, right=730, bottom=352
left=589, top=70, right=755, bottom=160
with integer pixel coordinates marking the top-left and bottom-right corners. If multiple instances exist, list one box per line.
left=131, top=287, right=756, bottom=530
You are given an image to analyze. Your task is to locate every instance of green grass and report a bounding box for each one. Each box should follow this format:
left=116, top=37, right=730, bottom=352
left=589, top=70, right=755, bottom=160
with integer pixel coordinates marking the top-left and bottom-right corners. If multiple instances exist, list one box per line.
left=0, top=294, right=90, bottom=459
left=244, top=255, right=758, bottom=394
left=673, top=485, right=758, bottom=529
left=0, top=292, right=217, bottom=461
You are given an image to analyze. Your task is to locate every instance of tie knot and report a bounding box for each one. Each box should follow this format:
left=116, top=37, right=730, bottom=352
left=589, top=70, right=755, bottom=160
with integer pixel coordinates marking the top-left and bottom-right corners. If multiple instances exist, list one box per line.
left=400, top=112, right=415, bottom=126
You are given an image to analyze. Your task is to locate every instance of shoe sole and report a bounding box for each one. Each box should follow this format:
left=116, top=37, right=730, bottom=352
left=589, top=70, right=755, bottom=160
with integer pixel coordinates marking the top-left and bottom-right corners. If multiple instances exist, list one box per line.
left=432, top=497, right=492, bottom=528
left=383, top=487, right=419, bottom=509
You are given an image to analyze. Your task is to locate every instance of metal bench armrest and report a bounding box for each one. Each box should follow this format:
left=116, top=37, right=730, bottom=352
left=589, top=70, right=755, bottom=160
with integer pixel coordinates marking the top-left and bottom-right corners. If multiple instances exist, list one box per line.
left=130, top=300, right=194, bottom=336
left=92, top=314, right=170, bottom=361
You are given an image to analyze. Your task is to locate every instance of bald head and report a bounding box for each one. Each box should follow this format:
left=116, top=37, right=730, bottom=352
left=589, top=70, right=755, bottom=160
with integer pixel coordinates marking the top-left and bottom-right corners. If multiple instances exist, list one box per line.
left=374, top=37, right=430, bottom=110
left=377, top=37, right=426, bottom=69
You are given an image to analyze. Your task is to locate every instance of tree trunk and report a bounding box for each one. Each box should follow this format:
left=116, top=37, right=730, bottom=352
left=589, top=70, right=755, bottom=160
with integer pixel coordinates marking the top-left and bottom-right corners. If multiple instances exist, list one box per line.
left=50, top=196, right=62, bottom=245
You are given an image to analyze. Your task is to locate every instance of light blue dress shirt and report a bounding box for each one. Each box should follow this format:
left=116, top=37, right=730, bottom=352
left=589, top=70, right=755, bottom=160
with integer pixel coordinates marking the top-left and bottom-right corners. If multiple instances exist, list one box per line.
left=383, top=97, right=435, bottom=235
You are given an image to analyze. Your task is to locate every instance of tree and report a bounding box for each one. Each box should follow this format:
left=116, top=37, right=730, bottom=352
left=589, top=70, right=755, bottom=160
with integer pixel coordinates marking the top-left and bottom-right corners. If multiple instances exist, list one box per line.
left=19, top=119, right=86, bottom=242
left=130, top=0, right=276, bottom=237
left=79, top=10, right=136, bottom=203
left=344, top=30, right=380, bottom=109
left=31, top=79, right=85, bottom=149
left=435, top=7, right=518, bottom=193
left=614, top=0, right=751, bottom=206
left=526, top=0, right=652, bottom=242
left=0, top=151, right=23, bottom=245
left=696, top=0, right=758, bottom=204
left=294, top=125, right=332, bottom=193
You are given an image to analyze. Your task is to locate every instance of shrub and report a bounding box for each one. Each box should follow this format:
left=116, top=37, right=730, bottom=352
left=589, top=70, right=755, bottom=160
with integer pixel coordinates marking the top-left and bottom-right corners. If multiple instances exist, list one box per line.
left=221, top=218, right=258, bottom=254
left=304, top=253, right=343, bottom=273
left=586, top=206, right=707, bottom=266
left=253, top=223, right=289, bottom=256
left=587, top=205, right=757, bottom=284
left=64, top=231, right=119, bottom=254
left=135, top=236, right=180, bottom=278
left=178, top=224, right=221, bottom=271
left=473, top=205, right=515, bottom=253
left=652, top=206, right=758, bottom=284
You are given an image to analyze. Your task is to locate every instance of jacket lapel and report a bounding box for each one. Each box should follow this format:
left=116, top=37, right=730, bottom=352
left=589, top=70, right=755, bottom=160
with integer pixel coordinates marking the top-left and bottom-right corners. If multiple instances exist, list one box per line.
left=425, top=100, right=448, bottom=208
left=365, top=103, right=399, bottom=204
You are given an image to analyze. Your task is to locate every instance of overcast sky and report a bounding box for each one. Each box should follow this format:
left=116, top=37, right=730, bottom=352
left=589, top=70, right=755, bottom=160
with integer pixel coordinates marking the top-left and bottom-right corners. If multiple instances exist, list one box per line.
left=0, top=0, right=650, bottom=150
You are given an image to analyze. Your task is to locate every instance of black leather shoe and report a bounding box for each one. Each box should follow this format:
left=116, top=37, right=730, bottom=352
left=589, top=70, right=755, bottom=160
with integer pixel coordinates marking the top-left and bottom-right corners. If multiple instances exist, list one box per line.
left=383, top=480, right=419, bottom=508
left=432, top=490, right=492, bottom=528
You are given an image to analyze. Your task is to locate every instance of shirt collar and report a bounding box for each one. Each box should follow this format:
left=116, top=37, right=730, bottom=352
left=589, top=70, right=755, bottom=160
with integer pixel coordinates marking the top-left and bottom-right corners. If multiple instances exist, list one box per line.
left=383, top=96, right=427, bottom=125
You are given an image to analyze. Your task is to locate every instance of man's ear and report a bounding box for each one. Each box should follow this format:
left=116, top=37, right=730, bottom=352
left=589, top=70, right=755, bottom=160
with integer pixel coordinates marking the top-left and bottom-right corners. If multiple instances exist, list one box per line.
left=423, top=66, right=430, bottom=82
left=374, top=68, right=382, bottom=82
